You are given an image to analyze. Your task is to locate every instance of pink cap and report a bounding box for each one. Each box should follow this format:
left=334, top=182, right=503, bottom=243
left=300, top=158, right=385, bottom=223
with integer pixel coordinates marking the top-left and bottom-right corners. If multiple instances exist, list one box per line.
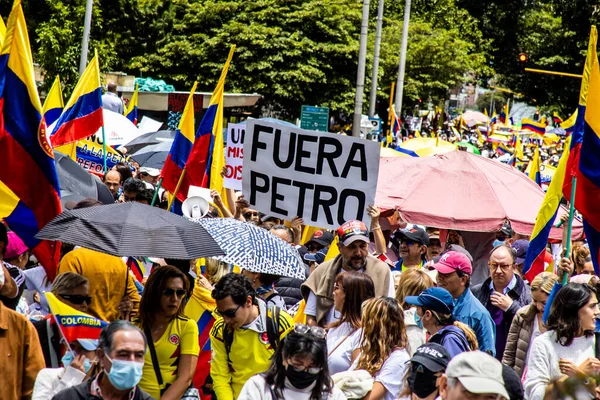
left=434, top=251, right=472, bottom=274
left=5, top=232, right=28, bottom=260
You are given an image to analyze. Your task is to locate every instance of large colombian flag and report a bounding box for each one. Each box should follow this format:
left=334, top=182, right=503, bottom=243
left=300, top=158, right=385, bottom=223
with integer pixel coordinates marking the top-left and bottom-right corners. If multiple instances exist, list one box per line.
left=0, top=2, right=62, bottom=279
left=560, top=110, right=577, bottom=136
left=160, top=82, right=198, bottom=201
left=50, top=54, right=103, bottom=147
left=125, top=84, right=139, bottom=126
left=522, top=118, right=547, bottom=135
left=184, top=46, right=236, bottom=205
left=42, top=76, right=64, bottom=127
left=46, top=292, right=107, bottom=342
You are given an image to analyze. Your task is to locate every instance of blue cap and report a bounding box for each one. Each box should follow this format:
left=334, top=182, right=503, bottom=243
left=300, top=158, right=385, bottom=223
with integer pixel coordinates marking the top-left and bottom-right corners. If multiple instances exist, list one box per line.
left=76, top=339, right=98, bottom=351
left=304, top=248, right=328, bottom=264
left=404, top=287, right=454, bottom=315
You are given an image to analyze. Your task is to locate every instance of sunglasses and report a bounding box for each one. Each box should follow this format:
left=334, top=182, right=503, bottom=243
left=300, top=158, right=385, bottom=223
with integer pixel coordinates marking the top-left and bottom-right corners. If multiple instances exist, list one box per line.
left=399, top=238, right=416, bottom=246
left=294, top=323, right=326, bottom=339
left=162, top=288, right=187, bottom=298
left=243, top=211, right=259, bottom=219
left=59, top=294, right=92, bottom=305
left=216, top=303, right=242, bottom=319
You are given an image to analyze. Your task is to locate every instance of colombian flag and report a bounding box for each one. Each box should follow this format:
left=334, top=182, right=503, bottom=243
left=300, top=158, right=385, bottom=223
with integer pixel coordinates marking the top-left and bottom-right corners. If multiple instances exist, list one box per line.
left=126, top=257, right=145, bottom=283
left=50, top=53, right=103, bottom=147
left=528, top=146, right=541, bottom=186
left=184, top=46, right=235, bottom=204
left=522, top=118, right=546, bottom=135
left=560, top=110, right=577, bottom=136
left=160, top=82, right=198, bottom=201
left=523, top=137, right=572, bottom=282
left=490, top=112, right=498, bottom=125
left=499, top=104, right=509, bottom=125
left=42, top=76, right=64, bottom=127
left=46, top=292, right=107, bottom=342
left=552, top=112, right=563, bottom=125
left=184, top=285, right=216, bottom=397
left=0, top=2, right=62, bottom=279
left=125, top=84, right=139, bottom=126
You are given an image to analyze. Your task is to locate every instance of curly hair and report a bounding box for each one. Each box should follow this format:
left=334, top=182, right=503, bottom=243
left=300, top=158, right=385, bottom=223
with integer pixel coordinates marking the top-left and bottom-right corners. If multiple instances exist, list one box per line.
left=356, top=297, right=407, bottom=375
left=395, top=269, right=435, bottom=310
left=546, top=283, right=596, bottom=346
left=328, top=271, right=375, bottom=330
left=571, top=244, right=591, bottom=275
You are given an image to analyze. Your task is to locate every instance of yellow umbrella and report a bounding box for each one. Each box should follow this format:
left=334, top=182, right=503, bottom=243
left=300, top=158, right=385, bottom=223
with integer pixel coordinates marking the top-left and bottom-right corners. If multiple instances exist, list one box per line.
left=380, top=147, right=411, bottom=158
left=399, top=137, right=457, bottom=157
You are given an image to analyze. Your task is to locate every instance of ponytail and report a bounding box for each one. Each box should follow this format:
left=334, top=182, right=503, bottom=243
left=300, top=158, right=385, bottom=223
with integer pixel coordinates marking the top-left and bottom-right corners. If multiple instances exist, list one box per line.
left=453, top=321, right=478, bottom=350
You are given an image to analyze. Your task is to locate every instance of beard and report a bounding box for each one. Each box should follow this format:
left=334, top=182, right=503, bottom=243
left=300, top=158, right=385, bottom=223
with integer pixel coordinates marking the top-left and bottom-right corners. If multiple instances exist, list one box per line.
left=344, top=257, right=367, bottom=271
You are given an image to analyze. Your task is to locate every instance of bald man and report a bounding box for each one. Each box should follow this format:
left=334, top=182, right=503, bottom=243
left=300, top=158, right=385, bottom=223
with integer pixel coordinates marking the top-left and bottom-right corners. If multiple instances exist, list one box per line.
left=103, top=170, right=122, bottom=199
left=102, top=81, right=124, bottom=114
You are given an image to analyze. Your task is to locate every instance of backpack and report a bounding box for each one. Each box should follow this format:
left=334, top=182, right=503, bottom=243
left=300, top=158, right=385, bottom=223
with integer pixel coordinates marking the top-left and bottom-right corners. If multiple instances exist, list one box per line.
left=223, top=304, right=281, bottom=364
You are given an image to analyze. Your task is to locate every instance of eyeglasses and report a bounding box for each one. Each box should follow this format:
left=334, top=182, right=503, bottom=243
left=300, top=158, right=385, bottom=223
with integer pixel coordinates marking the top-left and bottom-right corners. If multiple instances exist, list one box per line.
left=488, top=262, right=514, bottom=271
left=288, top=358, right=322, bottom=375
left=333, top=283, right=344, bottom=292
left=162, top=288, right=187, bottom=298
left=243, top=211, right=259, bottom=219
left=294, top=323, right=326, bottom=339
left=216, top=303, right=242, bottom=319
left=59, top=294, right=92, bottom=305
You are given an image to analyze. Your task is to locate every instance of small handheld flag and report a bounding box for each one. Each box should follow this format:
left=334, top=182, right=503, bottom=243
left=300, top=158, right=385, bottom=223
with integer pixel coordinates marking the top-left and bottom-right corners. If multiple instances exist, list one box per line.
left=125, top=84, right=139, bottom=126
left=46, top=292, right=108, bottom=342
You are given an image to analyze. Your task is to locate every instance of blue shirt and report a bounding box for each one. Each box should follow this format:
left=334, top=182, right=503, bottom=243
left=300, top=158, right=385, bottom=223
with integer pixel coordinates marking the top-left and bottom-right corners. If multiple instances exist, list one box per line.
left=453, top=288, right=497, bottom=356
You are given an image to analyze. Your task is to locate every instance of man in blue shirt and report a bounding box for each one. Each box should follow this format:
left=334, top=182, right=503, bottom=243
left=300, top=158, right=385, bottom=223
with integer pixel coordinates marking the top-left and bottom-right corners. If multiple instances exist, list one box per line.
left=434, top=251, right=496, bottom=356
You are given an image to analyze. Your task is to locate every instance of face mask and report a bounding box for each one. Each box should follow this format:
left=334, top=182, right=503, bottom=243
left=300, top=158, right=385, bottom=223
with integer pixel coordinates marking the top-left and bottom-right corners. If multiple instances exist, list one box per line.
left=407, top=366, right=438, bottom=399
left=285, top=365, right=317, bottom=389
left=61, top=351, right=74, bottom=368
left=104, top=355, right=144, bottom=391
left=414, top=311, right=423, bottom=329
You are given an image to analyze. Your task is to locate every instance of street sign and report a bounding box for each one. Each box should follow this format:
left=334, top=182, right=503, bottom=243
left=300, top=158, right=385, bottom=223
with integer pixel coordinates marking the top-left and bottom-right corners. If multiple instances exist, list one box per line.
left=300, top=105, right=329, bottom=132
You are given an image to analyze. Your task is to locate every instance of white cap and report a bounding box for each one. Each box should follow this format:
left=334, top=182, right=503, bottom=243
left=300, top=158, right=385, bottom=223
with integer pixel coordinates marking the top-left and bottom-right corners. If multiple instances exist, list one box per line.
left=139, top=167, right=160, bottom=176
left=446, top=351, right=509, bottom=400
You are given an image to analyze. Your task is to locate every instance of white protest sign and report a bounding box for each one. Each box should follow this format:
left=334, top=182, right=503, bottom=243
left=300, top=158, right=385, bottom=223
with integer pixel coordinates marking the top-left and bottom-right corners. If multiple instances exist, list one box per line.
left=242, top=120, right=380, bottom=230
left=224, top=123, right=244, bottom=191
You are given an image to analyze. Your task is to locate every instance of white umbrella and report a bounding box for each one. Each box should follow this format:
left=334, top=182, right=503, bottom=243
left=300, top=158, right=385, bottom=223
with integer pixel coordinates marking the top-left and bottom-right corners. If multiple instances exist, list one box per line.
left=95, top=109, right=145, bottom=147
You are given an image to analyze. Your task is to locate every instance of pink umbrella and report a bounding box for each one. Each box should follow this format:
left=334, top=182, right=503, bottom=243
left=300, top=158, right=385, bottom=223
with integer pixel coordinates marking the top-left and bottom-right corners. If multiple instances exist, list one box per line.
left=376, top=151, right=582, bottom=239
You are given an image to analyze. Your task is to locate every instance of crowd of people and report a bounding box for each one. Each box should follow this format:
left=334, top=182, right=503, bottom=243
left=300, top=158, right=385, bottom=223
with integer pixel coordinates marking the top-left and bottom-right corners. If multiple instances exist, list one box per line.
left=0, top=150, right=598, bottom=400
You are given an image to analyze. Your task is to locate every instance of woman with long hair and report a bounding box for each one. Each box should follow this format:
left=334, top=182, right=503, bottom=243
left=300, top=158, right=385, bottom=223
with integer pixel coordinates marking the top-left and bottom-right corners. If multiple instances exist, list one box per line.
left=524, top=283, right=600, bottom=400
left=405, top=287, right=477, bottom=359
left=239, top=325, right=346, bottom=399
left=327, top=271, right=375, bottom=374
left=571, top=244, right=595, bottom=275
left=136, top=266, right=199, bottom=399
left=356, top=297, right=410, bottom=400
left=502, top=272, right=559, bottom=377
left=395, top=269, right=435, bottom=356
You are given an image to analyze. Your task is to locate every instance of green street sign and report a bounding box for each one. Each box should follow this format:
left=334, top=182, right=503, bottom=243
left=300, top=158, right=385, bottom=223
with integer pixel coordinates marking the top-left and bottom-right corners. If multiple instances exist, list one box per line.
left=300, top=105, right=329, bottom=132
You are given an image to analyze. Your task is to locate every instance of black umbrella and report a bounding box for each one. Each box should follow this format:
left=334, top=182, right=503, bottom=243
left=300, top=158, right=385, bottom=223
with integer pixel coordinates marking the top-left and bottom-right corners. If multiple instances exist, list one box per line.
left=129, top=140, right=172, bottom=169
left=122, top=130, right=176, bottom=155
left=36, top=202, right=224, bottom=259
left=55, top=152, right=115, bottom=207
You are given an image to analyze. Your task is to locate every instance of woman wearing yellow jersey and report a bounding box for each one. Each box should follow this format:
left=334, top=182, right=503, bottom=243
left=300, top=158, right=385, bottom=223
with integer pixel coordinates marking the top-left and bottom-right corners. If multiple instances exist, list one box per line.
left=136, top=266, right=200, bottom=399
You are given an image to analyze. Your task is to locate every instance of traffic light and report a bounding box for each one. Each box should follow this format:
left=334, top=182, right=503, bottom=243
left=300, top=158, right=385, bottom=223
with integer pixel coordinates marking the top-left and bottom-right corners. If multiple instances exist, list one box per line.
left=518, top=53, right=528, bottom=63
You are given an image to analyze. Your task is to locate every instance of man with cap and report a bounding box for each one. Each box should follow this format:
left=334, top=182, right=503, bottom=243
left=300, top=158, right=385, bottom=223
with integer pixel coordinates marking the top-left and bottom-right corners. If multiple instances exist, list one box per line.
left=434, top=251, right=497, bottom=356
left=426, top=228, right=443, bottom=261
left=405, top=287, right=472, bottom=358
left=391, top=226, right=429, bottom=272
left=137, top=167, right=160, bottom=186
left=439, top=350, right=510, bottom=400
left=301, top=220, right=394, bottom=327
left=0, top=226, right=26, bottom=310
left=406, top=343, right=451, bottom=400
left=304, top=230, right=334, bottom=254
left=471, top=245, right=531, bottom=360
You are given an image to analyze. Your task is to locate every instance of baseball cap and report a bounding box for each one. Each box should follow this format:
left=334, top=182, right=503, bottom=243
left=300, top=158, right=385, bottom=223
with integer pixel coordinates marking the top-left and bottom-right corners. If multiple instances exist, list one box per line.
left=433, top=251, right=472, bottom=275
left=426, top=227, right=440, bottom=240
left=446, top=351, right=509, bottom=399
left=5, top=231, right=28, bottom=259
left=393, top=226, right=430, bottom=246
left=69, top=338, right=99, bottom=351
left=139, top=167, right=160, bottom=177
left=304, top=248, right=328, bottom=265
left=404, top=287, right=454, bottom=315
left=511, top=240, right=529, bottom=264
left=411, top=343, right=451, bottom=373
left=306, top=230, right=334, bottom=247
left=336, top=220, right=369, bottom=246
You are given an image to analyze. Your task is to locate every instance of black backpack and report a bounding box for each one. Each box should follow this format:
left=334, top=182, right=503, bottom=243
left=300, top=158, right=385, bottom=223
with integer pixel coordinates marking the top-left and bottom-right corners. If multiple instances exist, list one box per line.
left=222, top=304, right=282, bottom=364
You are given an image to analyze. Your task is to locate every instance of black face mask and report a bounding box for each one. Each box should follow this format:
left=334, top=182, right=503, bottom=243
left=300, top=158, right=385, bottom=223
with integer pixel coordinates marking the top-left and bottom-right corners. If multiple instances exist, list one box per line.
left=407, top=368, right=439, bottom=399
left=285, top=365, right=317, bottom=389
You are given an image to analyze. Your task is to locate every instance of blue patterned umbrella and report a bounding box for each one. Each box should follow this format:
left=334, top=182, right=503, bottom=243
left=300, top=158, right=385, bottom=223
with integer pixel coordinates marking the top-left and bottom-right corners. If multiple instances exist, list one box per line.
left=197, top=218, right=306, bottom=279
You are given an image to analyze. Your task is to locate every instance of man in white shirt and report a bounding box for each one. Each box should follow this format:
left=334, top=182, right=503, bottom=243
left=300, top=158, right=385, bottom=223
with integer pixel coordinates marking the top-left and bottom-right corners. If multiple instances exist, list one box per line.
left=101, top=82, right=123, bottom=114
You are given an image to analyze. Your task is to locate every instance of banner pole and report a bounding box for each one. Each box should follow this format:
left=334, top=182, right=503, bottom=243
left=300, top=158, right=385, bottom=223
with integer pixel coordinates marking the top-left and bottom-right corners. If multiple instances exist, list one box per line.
left=564, top=177, right=577, bottom=285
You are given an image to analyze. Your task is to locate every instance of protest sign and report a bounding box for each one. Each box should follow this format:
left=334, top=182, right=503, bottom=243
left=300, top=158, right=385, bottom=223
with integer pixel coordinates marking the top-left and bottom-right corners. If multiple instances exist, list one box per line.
left=242, top=120, right=380, bottom=230
left=76, top=137, right=128, bottom=176
left=224, top=123, right=244, bottom=191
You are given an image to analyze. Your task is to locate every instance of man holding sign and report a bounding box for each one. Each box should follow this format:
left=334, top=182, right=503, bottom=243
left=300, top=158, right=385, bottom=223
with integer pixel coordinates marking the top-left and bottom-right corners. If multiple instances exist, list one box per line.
left=242, top=120, right=380, bottom=230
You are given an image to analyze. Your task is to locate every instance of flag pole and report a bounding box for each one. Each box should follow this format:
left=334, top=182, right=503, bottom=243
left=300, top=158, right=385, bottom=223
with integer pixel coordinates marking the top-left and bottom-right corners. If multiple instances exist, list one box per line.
left=167, top=169, right=187, bottom=211
left=150, top=178, right=163, bottom=206
left=101, top=126, right=107, bottom=173
left=564, top=177, right=577, bottom=285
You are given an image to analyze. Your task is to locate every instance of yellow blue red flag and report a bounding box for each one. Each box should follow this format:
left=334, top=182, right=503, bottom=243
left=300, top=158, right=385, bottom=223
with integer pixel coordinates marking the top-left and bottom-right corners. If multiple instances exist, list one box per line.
left=42, top=76, right=64, bottom=127
left=560, top=110, right=577, bottom=136
left=522, top=118, right=546, bottom=135
left=125, top=84, right=139, bottom=126
left=50, top=53, right=103, bottom=147
left=46, top=292, right=108, bottom=342
left=0, top=2, right=62, bottom=280
left=184, top=46, right=236, bottom=204
left=528, top=146, right=541, bottom=186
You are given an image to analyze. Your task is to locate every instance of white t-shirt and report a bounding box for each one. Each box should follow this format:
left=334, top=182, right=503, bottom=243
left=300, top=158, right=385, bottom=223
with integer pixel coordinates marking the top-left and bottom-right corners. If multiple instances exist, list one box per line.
left=238, top=374, right=347, bottom=400
left=327, top=322, right=362, bottom=375
left=374, top=348, right=410, bottom=400
left=526, top=316, right=543, bottom=365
